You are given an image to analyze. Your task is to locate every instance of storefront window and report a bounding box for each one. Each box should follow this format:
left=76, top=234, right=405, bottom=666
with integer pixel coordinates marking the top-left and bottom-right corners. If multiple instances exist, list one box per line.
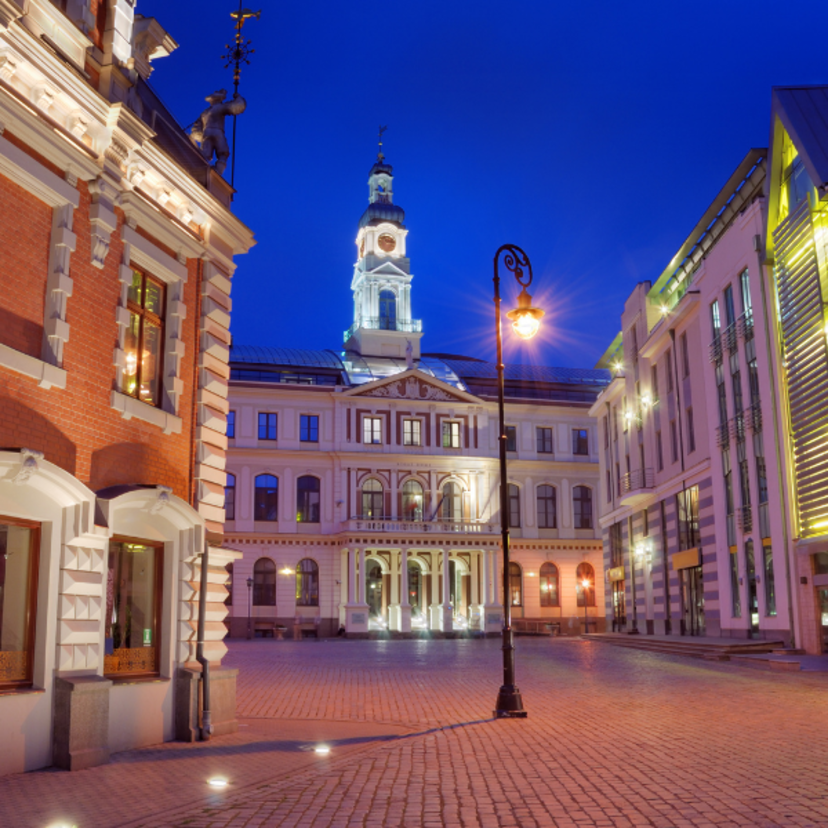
left=104, top=540, right=162, bottom=677
left=0, top=520, right=39, bottom=687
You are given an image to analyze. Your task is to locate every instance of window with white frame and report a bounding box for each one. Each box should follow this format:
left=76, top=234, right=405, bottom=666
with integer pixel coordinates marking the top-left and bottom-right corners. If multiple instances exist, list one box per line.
left=363, top=416, right=382, bottom=444
left=536, top=427, right=553, bottom=453
left=403, top=418, right=421, bottom=446
left=442, top=420, right=461, bottom=448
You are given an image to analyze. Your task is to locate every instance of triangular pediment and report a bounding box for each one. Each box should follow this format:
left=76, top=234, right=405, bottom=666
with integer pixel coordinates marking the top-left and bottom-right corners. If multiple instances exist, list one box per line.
left=367, top=261, right=409, bottom=278
left=344, top=369, right=480, bottom=403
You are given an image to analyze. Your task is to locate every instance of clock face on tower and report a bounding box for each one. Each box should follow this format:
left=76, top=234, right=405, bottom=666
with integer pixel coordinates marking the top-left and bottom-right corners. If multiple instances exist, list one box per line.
left=378, top=233, right=396, bottom=253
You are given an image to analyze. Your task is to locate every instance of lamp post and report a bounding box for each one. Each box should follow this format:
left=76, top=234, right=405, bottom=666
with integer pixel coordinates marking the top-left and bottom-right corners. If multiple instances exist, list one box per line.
left=246, top=576, right=253, bottom=640
left=582, top=578, right=591, bottom=633
left=493, top=244, right=544, bottom=719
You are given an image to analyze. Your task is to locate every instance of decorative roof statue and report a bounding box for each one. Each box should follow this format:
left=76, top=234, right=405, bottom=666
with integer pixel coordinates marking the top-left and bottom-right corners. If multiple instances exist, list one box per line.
left=189, top=89, right=246, bottom=176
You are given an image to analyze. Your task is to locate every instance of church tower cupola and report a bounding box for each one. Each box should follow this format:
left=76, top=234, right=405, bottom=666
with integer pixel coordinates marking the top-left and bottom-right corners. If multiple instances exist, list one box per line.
left=346, top=129, right=422, bottom=360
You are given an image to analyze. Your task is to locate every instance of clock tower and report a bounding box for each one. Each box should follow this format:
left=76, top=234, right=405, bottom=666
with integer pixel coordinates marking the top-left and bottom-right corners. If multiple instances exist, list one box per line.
left=344, top=140, right=423, bottom=359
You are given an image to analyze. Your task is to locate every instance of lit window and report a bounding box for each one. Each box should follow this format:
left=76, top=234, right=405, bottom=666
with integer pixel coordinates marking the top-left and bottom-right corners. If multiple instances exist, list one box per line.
left=258, top=412, right=278, bottom=440
left=296, top=476, right=320, bottom=522
left=539, top=562, right=559, bottom=607
left=536, top=427, right=553, bottom=453
left=124, top=269, right=165, bottom=406
left=402, top=480, right=424, bottom=521
left=363, top=417, right=382, bottom=444
left=296, top=558, right=319, bottom=606
left=442, top=421, right=461, bottom=448
left=403, top=419, right=421, bottom=446
left=509, top=562, right=522, bottom=606
left=361, top=479, right=384, bottom=518
left=104, top=540, right=162, bottom=677
left=572, top=429, right=589, bottom=456
left=508, top=483, right=520, bottom=528
left=300, top=414, right=319, bottom=443
left=441, top=482, right=463, bottom=521
left=576, top=562, right=595, bottom=607
left=0, top=519, right=39, bottom=688
left=254, top=474, right=279, bottom=521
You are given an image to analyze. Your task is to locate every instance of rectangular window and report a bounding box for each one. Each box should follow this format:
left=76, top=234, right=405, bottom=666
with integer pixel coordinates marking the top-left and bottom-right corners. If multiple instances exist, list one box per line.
left=676, top=486, right=700, bottom=551
left=612, top=406, right=618, bottom=441
left=747, top=359, right=760, bottom=408
left=740, top=268, right=752, bottom=314
left=403, top=419, right=421, bottom=446
left=615, top=463, right=621, bottom=498
left=681, top=332, right=690, bottom=378
left=300, top=414, right=319, bottom=442
left=724, top=284, right=736, bottom=327
left=763, top=544, right=777, bottom=616
left=442, top=421, right=461, bottom=448
left=105, top=540, right=162, bottom=677
left=656, top=430, right=664, bottom=472
left=258, top=412, right=277, bottom=440
left=686, top=407, right=696, bottom=453
left=537, top=427, right=554, bottom=454
left=730, top=548, right=741, bottom=618
left=572, top=428, right=589, bottom=455
left=606, top=470, right=612, bottom=502
left=731, top=369, right=744, bottom=414
left=227, top=410, right=235, bottom=439
left=710, top=299, right=721, bottom=337
left=610, top=522, right=623, bottom=567
left=0, top=519, right=39, bottom=688
left=505, top=426, right=517, bottom=452
left=363, top=416, right=382, bottom=444
left=651, top=364, right=659, bottom=403
left=716, top=364, right=728, bottom=425
left=124, top=269, right=165, bottom=407
left=666, top=350, right=674, bottom=393
left=670, top=420, right=678, bottom=463
left=225, top=475, right=236, bottom=520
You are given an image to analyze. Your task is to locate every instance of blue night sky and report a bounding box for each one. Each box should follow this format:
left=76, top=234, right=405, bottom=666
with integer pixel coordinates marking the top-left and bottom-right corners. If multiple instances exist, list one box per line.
left=142, top=0, right=828, bottom=370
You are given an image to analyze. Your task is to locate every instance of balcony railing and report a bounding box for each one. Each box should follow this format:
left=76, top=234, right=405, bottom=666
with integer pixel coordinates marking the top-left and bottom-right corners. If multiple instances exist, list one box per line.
left=737, top=505, right=753, bottom=533
left=716, top=423, right=730, bottom=448
left=729, top=413, right=745, bottom=443
left=722, top=322, right=738, bottom=353
left=345, top=517, right=497, bottom=534
left=709, top=335, right=723, bottom=364
left=737, top=309, right=754, bottom=342
left=746, top=401, right=762, bottom=433
left=344, top=318, right=423, bottom=341
left=622, top=468, right=655, bottom=494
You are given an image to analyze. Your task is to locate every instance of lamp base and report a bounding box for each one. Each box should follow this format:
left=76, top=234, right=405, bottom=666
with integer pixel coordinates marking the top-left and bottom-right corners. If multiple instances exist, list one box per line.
left=494, top=685, right=528, bottom=718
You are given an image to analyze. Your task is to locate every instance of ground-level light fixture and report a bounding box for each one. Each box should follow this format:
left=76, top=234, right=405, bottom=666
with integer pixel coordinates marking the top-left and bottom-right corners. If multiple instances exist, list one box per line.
left=314, top=745, right=331, bottom=755
left=208, top=777, right=229, bottom=789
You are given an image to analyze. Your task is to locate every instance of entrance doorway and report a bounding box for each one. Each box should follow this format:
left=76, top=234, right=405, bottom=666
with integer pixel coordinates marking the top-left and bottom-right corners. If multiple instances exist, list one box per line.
left=680, top=565, right=705, bottom=636
left=611, top=581, right=626, bottom=631
left=366, top=560, right=384, bottom=622
left=745, top=540, right=759, bottom=636
left=818, top=589, right=828, bottom=653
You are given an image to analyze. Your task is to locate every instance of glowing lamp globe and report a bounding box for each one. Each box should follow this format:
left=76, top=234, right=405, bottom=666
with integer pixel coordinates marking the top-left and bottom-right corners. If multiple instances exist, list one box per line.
left=506, top=287, right=545, bottom=340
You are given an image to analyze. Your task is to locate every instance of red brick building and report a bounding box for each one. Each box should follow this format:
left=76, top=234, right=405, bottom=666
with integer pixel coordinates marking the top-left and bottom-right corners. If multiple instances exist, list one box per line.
left=0, top=0, right=254, bottom=774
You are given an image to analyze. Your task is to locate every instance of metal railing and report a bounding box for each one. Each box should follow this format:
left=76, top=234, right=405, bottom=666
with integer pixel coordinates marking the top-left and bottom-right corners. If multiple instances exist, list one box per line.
left=737, top=505, right=752, bottom=533
left=722, top=322, right=738, bottom=353
left=716, top=423, right=730, bottom=448
left=345, top=517, right=497, bottom=534
left=344, top=317, right=423, bottom=341
left=622, top=468, right=655, bottom=494
left=709, top=335, right=723, bottom=363
left=746, top=401, right=762, bottom=433
left=737, top=309, right=754, bottom=341
left=729, top=413, right=745, bottom=443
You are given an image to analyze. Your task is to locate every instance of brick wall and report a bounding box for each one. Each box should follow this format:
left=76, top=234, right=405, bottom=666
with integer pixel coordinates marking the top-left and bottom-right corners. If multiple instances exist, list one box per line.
left=0, top=170, right=198, bottom=501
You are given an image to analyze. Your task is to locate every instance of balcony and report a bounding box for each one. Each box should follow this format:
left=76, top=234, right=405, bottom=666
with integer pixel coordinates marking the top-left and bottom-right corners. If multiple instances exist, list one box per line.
left=722, top=322, right=737, bottom=353
left=745, top=401, right=762, bottom=433
left=737, top=309, right=754, bottom=342
left=345, top=517, right=498, bottom=535
left=621, top=467, right=655, bottom=506
left=737, top=505, right=753, bottom=533
left=709, top=335, right=723, bottom=364
left=729, top=413, right=745, bottom=443
left=344, top=317, right=423, bottom=341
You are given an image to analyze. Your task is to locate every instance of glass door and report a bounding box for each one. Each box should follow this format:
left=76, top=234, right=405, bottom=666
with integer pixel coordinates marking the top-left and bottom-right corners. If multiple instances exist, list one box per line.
left=818, top=589, right=828, bottom=653
left=681, top=566, right=705, bottom=636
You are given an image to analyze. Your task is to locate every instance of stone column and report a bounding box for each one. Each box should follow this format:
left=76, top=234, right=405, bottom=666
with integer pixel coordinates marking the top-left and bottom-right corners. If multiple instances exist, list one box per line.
left=429, top=550, right=441, bottom=630
left=470, top=551, right=481, bottom=630
left=482, top=549, right=502, bottom=633
left=345, top=547, right=369, bottom=634
left=389, top=549, right=401, bottom=631
left=399, top=547, right=412, bottom=633
left=348, top=548, right=356, bottom=604
left=441, top=549, right=453, bottom=632
left=359, top=547, right=367, bottom=605
left=339, top=548, right=348, bottom=626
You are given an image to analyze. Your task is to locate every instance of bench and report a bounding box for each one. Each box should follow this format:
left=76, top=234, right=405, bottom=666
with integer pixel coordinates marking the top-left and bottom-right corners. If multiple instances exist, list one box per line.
left=293, top=617, right=321, bottom=640
left=512, top=619, right=560, bottom=636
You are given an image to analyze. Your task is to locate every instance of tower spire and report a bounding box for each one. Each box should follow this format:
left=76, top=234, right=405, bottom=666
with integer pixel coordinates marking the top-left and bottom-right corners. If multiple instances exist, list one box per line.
left=377, top=124, right=388, bottom=162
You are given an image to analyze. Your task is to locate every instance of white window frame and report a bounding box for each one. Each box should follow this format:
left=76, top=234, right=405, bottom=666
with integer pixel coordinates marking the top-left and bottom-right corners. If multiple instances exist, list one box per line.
left=363, top=416, right=382, bottom=445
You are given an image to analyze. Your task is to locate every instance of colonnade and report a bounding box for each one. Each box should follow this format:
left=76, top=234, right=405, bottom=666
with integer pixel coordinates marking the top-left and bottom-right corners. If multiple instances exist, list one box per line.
left=340, top=546, right=503, bottom=634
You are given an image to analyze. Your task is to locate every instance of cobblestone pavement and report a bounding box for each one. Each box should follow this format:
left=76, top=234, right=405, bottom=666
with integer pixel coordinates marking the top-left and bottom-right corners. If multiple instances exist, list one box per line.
left=3, top=637, right=828, bottom=828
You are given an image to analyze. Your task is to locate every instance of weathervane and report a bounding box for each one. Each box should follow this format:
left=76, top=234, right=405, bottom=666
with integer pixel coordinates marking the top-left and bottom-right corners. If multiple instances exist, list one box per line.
left=222, top=1, right=261, bottom=188
left=377, top=124, right=388, bottom=162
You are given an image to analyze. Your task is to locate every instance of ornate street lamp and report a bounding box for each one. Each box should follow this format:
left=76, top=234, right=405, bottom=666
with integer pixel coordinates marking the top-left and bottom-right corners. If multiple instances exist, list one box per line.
left=246, top=576, right=254, bottom=640
left=493, top=244, right=544, bottom=719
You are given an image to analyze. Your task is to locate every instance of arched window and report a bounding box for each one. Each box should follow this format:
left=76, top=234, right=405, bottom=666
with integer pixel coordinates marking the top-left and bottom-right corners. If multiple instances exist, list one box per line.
left=225, top=563, right=233, bottom=606
left=539, top=562, right=559, bottom=607
left=361, top=478, right=384, bottom=518
left=253, top=558, right=276, bottom=606
left=537, top=485, right=557, bottom=528
left=509, top=562, right=522, bottom=606
left=254, top=474, right=278, bottom=521
left=573, top=485, right=593, bottom=529
left=508, top=484, right=520, bottom=528
left=402, top=479, right=424, bottom=521
left=296, top=558, right=319, bottom=606
left=296, top=476, right=320, bottom=523
left=576, top=562, right=596, bottom=607
left=225, top=473, right=236, bottom=521
left=379, top=289, right=397, bottom=330
left=442, top=482, right=463, bottom=521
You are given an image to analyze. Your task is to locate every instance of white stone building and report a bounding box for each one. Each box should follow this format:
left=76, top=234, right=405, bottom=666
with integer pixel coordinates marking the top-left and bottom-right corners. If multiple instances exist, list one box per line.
left=224, top=153, right=610, bottom=637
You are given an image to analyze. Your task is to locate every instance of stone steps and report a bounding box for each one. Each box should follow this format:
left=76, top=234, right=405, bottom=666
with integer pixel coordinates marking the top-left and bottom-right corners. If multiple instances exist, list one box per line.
left=582, top=633, right=784, bottom=660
